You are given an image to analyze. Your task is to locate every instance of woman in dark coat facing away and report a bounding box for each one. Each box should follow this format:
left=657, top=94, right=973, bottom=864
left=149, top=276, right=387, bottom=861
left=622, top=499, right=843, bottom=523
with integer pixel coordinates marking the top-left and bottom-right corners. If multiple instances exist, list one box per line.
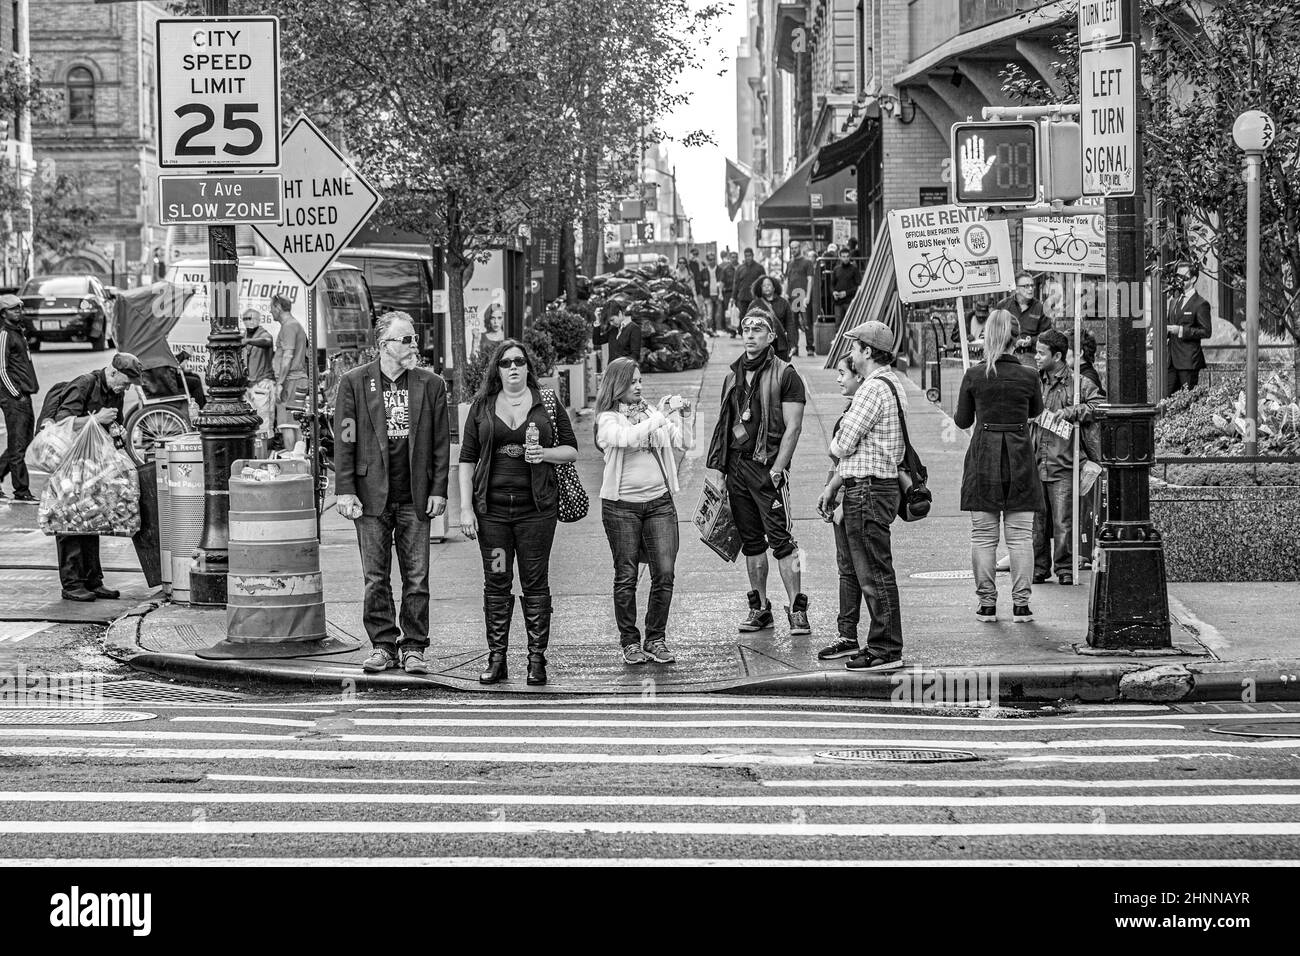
left=953, top=309, right=1044, bottom=623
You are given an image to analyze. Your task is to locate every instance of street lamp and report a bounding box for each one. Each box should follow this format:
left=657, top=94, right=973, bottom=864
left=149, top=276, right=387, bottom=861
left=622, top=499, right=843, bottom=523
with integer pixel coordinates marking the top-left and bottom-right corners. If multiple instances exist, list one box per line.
left=1232, top=109, right=1275, bottom=456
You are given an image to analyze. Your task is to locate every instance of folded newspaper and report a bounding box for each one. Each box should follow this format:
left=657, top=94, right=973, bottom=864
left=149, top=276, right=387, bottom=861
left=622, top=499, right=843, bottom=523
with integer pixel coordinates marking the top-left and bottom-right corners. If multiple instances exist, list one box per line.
left=1033, top=408, right=1074, bottom=440
left=693, top=473, right=742, bottom=562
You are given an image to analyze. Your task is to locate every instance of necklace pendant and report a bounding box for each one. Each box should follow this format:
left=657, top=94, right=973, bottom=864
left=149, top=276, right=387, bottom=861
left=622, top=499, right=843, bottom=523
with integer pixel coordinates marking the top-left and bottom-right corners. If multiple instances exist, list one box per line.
left=741, top=408, right=752, bottom=423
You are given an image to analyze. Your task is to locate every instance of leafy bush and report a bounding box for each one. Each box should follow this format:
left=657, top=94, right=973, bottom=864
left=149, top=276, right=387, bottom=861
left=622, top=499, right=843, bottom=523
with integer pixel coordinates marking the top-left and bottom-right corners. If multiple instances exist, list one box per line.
left=1163, top=463, right=1300, bottom=487
left=460, top=346, right=495, bottom=399
left=523, top=327, right=556, bottom=376
left=1155, top=372, right=1300, bottom=458
left=532, top=309, right=591, bottom=364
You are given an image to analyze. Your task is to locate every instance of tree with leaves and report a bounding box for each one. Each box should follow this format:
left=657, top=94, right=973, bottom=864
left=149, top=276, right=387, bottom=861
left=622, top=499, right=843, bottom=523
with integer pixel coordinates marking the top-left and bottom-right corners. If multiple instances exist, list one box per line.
left=30, top=171, right=99, bottom=273
left=0, top=57, right=62, bottom=276
left=1001, top=0, right=1300, bottom=337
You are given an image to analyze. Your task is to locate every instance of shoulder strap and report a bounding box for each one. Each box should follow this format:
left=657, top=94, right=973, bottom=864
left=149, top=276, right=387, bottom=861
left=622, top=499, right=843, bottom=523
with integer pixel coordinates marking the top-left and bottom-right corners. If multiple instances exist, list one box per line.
left=541, top=388, right=559, bottom=447
left=881, top=377, right=915, bottom=455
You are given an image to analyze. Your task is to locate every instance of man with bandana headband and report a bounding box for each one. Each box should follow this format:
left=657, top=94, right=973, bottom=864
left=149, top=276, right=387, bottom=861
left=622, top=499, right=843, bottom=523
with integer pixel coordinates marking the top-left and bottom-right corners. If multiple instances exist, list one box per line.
left=706, top=309, right=810, bottom=636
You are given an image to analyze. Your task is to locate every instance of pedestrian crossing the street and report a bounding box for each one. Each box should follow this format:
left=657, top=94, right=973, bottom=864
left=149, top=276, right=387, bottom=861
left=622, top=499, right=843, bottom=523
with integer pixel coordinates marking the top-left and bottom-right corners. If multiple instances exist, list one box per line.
left=0, top=694, right=1298, bottom=865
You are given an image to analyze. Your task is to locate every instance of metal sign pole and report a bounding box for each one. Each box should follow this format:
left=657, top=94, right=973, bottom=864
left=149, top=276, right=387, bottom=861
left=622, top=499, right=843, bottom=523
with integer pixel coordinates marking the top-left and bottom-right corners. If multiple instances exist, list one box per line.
left=954, top=294, right=971, bottom=372
left=308, top=284, right=321, bottom=541
left=1072, top=277, right=1082, bottom=585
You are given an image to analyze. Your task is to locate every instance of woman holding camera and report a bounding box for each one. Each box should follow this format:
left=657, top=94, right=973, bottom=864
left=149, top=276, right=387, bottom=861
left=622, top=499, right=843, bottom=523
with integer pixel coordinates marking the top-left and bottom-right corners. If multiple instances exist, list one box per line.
left=459, top=339, right=578, bottom=685
left=594, top=358, right=694, bottom=665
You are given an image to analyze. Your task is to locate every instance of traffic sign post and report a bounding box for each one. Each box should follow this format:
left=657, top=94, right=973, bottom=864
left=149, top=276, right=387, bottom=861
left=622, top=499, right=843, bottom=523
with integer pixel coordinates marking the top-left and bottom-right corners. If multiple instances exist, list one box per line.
left=159, top=173, right=282, bottom=225
left=156, top=17, right=281, bottom=168
left=1080, top=42, right=1138, bottom=197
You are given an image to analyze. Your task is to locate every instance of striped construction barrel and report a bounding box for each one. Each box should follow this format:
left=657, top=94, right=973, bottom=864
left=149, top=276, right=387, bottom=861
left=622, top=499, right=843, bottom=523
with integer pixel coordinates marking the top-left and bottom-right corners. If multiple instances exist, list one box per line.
left=165, top=433, right=204, bottom=604
left=155, top=442, right=172, bottom=596
left=225, top=458, right=326, bottom=647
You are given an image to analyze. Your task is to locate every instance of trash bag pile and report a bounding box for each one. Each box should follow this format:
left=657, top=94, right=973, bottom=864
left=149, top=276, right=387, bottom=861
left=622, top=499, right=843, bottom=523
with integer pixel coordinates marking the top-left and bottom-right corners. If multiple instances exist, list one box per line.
left=38, top=420, right=141, bottom=537
left=588, top=268, right=709, bottom=373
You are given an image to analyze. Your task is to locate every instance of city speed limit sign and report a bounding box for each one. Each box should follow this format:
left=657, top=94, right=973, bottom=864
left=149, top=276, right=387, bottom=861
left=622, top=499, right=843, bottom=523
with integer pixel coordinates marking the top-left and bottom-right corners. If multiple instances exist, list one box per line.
left=156, top=17, right=280, bottom=168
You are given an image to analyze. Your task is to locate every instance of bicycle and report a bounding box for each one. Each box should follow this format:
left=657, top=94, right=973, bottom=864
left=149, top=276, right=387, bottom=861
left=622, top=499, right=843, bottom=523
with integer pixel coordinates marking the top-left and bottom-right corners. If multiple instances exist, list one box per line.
left=908, top=247, right=965, bottom=289
left=122, top=354, right=199, bottom=467
left=1034, top=225, right=1088, bottom=263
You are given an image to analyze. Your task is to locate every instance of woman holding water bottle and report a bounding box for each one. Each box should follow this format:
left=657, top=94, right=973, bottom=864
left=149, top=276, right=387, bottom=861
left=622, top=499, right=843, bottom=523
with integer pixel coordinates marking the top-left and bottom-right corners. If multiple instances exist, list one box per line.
left=458, top=339, right=578, bottom=685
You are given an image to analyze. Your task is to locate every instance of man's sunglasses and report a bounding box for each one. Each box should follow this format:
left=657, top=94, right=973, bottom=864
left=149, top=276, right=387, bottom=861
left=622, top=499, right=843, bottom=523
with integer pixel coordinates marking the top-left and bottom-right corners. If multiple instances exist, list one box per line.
left=384, top=334, right=418, bottom=346
left=498, top=357, right=528, bottom=369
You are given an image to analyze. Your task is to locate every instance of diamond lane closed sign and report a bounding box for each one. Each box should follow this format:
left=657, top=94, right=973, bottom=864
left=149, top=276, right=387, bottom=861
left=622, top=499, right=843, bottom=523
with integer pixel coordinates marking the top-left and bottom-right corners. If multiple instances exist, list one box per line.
left=252, top=116, right=382, bottom=288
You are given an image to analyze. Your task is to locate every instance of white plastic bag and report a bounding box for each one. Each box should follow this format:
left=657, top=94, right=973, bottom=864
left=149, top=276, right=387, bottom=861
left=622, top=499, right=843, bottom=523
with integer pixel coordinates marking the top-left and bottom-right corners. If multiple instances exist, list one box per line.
left=24, top=418, right=76, bottom=474
left=38, top=419, right=140, bottom=537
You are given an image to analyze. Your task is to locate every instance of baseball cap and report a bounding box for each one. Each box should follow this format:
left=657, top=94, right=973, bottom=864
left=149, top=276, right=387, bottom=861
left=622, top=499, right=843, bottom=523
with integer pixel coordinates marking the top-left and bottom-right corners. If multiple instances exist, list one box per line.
left=843, top=320, right=895, bottom=352
left=0, top=293, right=23, bottom=311
left=111, top=352, right=144, bottom=383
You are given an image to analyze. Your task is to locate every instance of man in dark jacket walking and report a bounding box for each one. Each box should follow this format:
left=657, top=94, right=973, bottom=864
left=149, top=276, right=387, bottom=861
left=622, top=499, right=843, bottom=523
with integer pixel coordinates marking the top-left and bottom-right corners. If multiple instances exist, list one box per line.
left=830, top=247, right=862, bottom=324
left=998, top=272, right=1052, bottom=356
left=732, top=248, right=765, bottom=329
left=595, top=304, right=643, bottom=365
left=0, top=294, right=38, bottom=502
left=720, top=251, right=739, bottom=336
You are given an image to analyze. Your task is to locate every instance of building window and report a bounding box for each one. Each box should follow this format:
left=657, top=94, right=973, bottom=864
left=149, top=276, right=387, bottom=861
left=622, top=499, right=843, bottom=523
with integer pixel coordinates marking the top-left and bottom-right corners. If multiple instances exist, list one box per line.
left=67, top=68, right=95, bottom=125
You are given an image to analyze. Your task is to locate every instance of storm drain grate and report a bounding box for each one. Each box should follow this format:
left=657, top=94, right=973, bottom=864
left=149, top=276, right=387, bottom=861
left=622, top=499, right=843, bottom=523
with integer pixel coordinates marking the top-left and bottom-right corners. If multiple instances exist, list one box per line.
left=910, top=570, right=975, bottom=580
left=0, top=709, right=156, bottom=725
left=817, top=748, right=978, bottom=763
left=95, top=680, right=245, bottom=704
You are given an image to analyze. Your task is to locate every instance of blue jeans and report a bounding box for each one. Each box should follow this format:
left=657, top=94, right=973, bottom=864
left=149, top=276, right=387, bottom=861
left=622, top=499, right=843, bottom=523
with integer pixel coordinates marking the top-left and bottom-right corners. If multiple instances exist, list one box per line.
left=354, top=502, right=431, bottom=649
left=841, top=477, right=903, bottom=659
left=601, top=493, right=679, bottom=647
left=1033, top=478, right=1073, bottom=578
left=832, top=517, right=861, bottom=642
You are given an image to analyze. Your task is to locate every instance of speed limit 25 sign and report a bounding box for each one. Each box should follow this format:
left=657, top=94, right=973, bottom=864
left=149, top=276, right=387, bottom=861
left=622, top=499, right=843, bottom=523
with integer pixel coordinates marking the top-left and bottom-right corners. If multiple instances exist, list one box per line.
left=156, top=17, right=280, bottom=169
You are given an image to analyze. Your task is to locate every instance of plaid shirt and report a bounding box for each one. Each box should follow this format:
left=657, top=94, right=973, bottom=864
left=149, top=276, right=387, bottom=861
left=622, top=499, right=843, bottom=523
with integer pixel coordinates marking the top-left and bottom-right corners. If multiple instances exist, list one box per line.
left=829, top=366, right=907, bottom=479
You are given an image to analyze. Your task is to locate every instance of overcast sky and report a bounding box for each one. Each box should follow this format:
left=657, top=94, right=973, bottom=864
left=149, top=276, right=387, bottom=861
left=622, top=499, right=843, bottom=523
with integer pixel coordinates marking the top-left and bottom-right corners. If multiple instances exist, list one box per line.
left=655, top=0, right=746, bottom=252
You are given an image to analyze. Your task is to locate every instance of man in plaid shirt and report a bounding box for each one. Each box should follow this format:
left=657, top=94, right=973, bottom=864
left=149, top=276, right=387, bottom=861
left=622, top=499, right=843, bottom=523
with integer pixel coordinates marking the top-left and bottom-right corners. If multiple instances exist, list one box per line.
left=820, top=320, right=907, bottom=670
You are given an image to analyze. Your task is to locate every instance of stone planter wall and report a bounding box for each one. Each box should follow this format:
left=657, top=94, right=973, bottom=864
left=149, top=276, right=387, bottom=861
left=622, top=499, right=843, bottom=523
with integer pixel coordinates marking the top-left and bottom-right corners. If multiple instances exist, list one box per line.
left=1151, top=479, right=1300, bottom=581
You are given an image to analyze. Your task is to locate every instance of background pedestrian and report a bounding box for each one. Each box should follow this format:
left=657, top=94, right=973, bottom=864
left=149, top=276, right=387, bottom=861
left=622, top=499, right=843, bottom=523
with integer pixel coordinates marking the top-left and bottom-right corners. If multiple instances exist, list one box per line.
left=0, top=293, right=38, bottom=502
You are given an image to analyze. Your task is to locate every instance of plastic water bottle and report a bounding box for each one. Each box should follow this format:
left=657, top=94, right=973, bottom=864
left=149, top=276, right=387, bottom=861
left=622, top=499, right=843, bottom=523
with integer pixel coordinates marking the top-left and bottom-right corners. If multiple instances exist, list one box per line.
left=525, top=422, right=540, bottom=451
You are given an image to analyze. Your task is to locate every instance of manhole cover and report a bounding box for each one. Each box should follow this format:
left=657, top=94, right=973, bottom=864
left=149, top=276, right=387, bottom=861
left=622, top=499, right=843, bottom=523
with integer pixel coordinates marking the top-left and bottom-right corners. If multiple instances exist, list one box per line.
left=0, top=709, right=156, bottom=725
left=910, top=570, right=974, bottom=580
left=1210, top=721, right=1300, bottom=739
left=817, top=748, right=978, bottom=763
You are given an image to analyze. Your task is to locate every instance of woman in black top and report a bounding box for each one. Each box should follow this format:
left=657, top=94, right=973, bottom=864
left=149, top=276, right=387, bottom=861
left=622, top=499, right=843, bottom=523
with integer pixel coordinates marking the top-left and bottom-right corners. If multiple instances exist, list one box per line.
left=953, top=309, right=1044, bottom=624
left=458, top=339, right=578, bottom=685
left=749, top=275, right=792, bottom=360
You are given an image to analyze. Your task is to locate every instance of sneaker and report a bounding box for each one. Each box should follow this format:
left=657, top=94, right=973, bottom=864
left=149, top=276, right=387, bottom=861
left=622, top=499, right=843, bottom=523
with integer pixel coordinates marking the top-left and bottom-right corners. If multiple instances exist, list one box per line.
left=362, top=646, right=398, bottom=672
left=622, top=643, right=650, bottom=665
left=845, top=652, right=904, bottom=671
left=738, top=590, right=774, bottom=632
left=1013, top=605, right=1035, bottom=623
left=400, top=648, right=430, bottom=674
left=817, top=637, right=860, bottom=660
left=975, top=605, right=997, bottom=623
left=1057, top=574, right=1073, bottom=586
left=805, top=348, right=816, bottom=357
left=786, top=593, right=810, bottom=635
left=1032, top=573, right=1049, bottom=584
left=10, top=491, right=35, bottom=503
left=643, top=639, right=676, bottom=663
left=60, top=587, right=95, bottom=602
left=91, top=586, right=121, bottom=600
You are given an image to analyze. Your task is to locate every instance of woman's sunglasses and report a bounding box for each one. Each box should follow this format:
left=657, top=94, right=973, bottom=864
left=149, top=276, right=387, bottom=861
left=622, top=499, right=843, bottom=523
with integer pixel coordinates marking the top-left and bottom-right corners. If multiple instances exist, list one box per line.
left=498, top=357, right=528, bottom=369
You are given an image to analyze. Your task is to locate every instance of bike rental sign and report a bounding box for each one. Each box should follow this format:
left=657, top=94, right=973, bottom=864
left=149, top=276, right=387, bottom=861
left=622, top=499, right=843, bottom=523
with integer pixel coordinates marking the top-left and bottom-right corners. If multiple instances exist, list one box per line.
left=1021, top=213, right=1106, bottom=275
left=887, top=204, right=1015, bottom=304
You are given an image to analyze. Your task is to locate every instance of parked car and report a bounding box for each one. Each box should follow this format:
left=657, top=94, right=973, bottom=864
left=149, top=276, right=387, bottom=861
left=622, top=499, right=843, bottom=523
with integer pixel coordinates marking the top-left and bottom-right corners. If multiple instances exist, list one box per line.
left=19, top=274, right=115, bottom=351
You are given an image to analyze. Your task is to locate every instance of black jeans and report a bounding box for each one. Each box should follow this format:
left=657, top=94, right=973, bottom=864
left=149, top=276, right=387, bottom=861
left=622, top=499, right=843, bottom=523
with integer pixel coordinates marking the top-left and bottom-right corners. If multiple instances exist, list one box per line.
left=477, top=492, right=558, bottom=599
left=56, top=534, right=103, bottom=592
left=601, top=493, right=679, bottom=647
left=832, top=517, right=862, bottom=642
left=354, top=501, right=431, bottom=649
left=0, top=392, right=33, bottom=495
left=841, top=477, right=903, bottom=658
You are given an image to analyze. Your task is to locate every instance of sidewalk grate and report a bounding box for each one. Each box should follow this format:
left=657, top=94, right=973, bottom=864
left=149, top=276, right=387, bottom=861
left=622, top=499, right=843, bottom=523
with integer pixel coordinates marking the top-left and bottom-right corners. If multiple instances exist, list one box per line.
left=817, top=748, right=978, bottom=763
left=96, top=680, right=245, bottom=704
left=910, top=570, right=974, bottom=580
left=0, top=709, right=156, bottom=725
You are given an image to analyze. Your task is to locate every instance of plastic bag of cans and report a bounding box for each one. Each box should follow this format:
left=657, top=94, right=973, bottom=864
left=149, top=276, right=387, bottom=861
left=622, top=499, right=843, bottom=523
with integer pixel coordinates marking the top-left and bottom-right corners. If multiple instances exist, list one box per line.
left=38, top=419, right=141, bottom=537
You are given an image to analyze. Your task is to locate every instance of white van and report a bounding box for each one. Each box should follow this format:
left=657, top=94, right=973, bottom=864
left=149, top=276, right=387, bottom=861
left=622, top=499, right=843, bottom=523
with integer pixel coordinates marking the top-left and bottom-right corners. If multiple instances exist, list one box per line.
left=164, top=256, right=376, bottom=398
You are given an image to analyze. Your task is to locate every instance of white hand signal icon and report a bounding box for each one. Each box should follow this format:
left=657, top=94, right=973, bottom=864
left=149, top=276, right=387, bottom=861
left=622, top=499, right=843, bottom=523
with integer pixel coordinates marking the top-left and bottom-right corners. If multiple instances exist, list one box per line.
left=960, top=136, right=995, bottom=193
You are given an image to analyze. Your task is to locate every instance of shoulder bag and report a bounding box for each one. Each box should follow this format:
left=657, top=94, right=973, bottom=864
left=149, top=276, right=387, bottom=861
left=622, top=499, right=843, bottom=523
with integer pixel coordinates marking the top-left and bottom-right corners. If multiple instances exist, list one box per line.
left=542, top=388, right=589, bottom=523
left=882, top=379, right=932, bottom=522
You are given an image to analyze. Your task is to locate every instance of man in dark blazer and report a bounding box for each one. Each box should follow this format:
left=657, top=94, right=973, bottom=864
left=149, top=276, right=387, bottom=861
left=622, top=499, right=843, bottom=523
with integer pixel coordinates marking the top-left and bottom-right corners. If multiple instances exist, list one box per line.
left=596, top=304, right=643, bottom=365
left=334, top=311, right=450, bottom=675
left=1166, top=260, right=1213, bottom=396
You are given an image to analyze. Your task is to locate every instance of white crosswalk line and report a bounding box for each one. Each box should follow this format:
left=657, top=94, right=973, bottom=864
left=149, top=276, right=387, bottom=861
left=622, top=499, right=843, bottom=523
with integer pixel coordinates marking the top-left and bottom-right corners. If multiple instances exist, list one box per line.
left=2, top=858, right=1294, bottom=868
left=764, top=778, right=1300, bottom=789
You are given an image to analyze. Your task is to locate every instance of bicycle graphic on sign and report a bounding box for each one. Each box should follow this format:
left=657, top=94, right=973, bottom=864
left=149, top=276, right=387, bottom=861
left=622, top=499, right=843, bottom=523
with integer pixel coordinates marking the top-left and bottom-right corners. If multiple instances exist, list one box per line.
left=1034, top=225, right=1089, bottom=263
left=908, top=247, right=965, bottom=289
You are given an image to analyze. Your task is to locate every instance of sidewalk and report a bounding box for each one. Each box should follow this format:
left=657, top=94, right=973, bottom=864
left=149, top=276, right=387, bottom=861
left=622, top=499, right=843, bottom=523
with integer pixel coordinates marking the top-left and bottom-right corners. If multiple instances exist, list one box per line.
left=103, top=337, right=1300, bottom=702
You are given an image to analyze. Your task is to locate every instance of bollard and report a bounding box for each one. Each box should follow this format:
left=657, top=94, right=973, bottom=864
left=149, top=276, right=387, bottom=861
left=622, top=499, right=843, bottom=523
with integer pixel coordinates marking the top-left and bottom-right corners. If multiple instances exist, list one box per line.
left=198, top=458, right=346, bottom=660
left=156, top=442, right=172, bottom=598
left=165, top=433, right=204, bottom=604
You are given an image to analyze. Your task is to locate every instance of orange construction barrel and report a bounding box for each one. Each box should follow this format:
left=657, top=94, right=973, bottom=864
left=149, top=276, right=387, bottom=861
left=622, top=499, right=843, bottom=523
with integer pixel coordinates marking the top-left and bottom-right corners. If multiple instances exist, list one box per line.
left=198, top=458, right=345, bottom=660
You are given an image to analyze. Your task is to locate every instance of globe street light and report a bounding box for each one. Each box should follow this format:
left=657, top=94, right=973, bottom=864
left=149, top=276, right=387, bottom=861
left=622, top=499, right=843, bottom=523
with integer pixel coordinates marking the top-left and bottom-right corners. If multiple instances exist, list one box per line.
left=1232, top=109, right=1274, bottom=455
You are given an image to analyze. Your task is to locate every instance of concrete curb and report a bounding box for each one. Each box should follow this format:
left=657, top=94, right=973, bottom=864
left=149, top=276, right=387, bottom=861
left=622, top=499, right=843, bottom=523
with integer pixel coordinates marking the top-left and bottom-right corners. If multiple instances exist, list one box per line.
left=103, top=601, right=1300, bottom=703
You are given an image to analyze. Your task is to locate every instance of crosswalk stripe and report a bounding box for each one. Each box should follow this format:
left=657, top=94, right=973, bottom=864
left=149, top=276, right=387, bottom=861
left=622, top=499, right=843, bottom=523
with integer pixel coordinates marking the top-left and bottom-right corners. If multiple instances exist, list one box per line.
left=4, top=791, right=1300, bottom=808
left=764, top=778, right=1300, bottom=789
left=1, top=857, right=1294, bottom=868
left=4, top=820, right=1300, bottom=836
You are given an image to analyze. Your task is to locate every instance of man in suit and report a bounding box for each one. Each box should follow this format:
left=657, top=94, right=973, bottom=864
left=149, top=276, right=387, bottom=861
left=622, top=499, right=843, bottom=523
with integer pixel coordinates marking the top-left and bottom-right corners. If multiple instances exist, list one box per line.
left=334, top=311, right=451, bottom=675
left=596, top=304, right=643, bottom=365
left=1166, top=260, right=1213, bottom=396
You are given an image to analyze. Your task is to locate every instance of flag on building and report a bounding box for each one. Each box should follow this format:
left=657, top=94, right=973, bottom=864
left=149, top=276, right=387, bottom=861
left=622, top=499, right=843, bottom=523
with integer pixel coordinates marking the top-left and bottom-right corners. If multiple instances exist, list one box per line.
left=725, top=160, right=750, bottom=221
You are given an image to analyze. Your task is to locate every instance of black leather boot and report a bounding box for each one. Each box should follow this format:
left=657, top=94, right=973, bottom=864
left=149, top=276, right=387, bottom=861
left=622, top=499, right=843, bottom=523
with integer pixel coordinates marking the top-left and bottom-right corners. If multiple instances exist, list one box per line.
left=520, top=593, right=551, bottom=686
left=479, top=593, right=514, bottom=684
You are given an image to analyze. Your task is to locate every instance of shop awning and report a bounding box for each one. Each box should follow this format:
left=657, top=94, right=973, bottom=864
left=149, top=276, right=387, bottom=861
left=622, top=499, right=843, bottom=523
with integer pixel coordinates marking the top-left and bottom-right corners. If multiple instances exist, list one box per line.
left=810, top=118, right=879, bottom=182
left=774, top=5, right=807, bottom=73
left=757, top=155, right=858, bottom=229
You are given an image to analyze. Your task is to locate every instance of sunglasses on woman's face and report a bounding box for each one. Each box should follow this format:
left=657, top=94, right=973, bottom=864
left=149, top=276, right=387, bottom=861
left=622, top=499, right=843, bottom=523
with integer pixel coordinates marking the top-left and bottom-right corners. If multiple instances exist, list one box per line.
left=498, top=357, right=528, bottom=369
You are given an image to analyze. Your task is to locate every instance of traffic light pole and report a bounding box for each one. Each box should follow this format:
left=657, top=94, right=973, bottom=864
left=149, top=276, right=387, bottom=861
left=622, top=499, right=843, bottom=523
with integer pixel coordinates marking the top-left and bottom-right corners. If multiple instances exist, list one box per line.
left=191, top=0, right=260, bottom=606
left=1086, top=0, right=1172, bottom=649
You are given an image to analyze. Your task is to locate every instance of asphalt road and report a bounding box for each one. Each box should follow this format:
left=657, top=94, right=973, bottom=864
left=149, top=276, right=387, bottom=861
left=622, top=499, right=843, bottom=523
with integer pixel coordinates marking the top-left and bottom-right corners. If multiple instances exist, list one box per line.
left=0, top=689, right=1298, bottom=865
